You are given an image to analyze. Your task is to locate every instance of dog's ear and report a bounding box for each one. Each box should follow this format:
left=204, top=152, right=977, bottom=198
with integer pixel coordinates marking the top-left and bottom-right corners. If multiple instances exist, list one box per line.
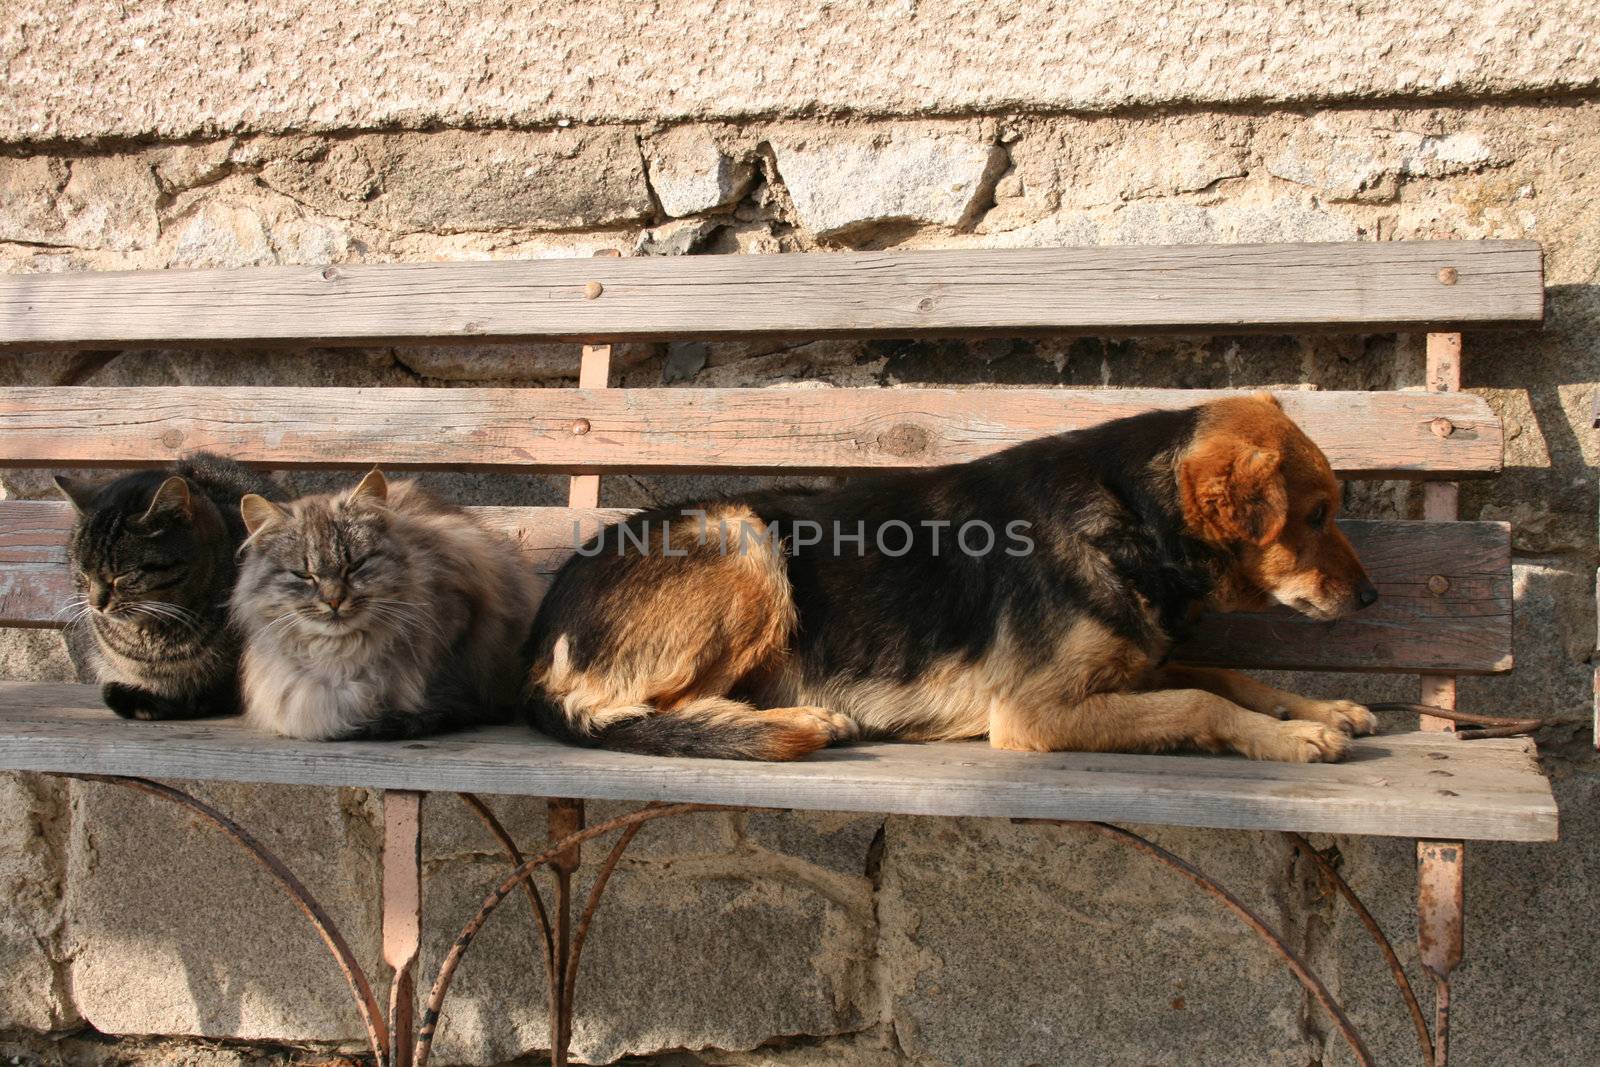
left=1180, top=436, right=1288, bottom=546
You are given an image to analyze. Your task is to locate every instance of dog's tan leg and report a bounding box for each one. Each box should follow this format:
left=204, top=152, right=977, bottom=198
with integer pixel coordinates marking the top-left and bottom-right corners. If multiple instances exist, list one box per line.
left=1157, top=664, right=1377, bottom=736
left=990, top=688, right=1351, bottom=763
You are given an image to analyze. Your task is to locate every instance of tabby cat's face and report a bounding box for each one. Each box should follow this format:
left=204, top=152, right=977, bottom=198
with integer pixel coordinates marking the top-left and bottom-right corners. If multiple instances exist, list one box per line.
left=235, top=492, right=413, bottom=638
left=58, top=474, right=220, bottom=628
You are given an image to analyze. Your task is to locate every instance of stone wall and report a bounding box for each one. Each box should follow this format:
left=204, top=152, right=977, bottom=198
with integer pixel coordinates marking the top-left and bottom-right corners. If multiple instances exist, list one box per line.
left=2, top=6, right=1598, bottom=1066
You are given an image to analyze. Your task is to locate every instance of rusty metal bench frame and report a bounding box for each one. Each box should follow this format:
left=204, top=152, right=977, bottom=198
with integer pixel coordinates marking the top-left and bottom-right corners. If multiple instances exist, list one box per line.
left=0, top=241, right=1555, bottom=1067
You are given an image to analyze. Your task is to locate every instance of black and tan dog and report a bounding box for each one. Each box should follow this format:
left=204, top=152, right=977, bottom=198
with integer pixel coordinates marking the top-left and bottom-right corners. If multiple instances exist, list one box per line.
left=523, top=394, right=1380, bottom=762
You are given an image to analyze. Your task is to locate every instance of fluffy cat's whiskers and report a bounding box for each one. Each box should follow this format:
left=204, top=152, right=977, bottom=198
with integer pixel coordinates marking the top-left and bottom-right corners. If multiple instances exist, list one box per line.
left=364, top=597, right=450, bottom=643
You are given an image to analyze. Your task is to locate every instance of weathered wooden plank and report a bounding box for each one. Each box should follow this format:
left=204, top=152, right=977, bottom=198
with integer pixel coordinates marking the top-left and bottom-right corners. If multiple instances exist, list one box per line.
left=0, top=243, right=1544, bottom=350
left=0, top=502, right=75, bottom=628
left=0, top=501, right=1513, bottom=673
left=0, top=386, right=1503, bottom=478
left=0, top=682, right=1557, bottom=841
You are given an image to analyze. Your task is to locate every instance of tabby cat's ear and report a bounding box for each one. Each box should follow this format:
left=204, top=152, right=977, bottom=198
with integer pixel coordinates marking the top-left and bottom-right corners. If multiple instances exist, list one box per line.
left=53, top=475, right=99, bottom=515
left=351, top=469, right=389, bottom=505
left=240, top=494, right=287, bottom=535
left=140, top=476, right=193, bottom=525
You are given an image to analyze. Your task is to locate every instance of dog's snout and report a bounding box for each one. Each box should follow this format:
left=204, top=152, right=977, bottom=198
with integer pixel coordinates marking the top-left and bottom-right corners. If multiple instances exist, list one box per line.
left=1356, top=581, right=1379, bottom=609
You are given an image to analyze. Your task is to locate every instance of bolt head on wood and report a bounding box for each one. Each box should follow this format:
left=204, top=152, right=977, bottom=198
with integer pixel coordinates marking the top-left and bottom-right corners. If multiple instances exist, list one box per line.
left=1427, top=575, right=1451, bottom=595
left=583, top=281, right=604, bottom=299
left=1437, top=267, right=1459, bottom=285
left=571, top=418, right=591, bottom=435
left=1429, top=417, right=1455, bottom=437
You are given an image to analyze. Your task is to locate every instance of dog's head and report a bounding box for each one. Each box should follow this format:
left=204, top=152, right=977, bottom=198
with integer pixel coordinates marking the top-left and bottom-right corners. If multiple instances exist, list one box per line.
left=1177, top=393, right=1377, bottom=621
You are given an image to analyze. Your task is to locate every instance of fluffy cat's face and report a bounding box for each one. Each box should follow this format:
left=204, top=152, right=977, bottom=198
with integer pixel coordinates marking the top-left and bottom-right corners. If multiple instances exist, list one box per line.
left=58, top=474, right=217, bottom=628
left=236, top=471, right=413, bottom=638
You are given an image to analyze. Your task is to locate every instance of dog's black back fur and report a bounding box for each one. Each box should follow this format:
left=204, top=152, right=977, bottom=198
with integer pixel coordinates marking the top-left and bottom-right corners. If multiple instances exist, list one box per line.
left=749, top=406, right=1219, bottom=687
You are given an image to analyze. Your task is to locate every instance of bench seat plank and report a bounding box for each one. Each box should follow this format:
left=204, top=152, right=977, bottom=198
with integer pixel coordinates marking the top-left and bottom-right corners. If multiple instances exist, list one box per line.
left=0, top=502, right=1512, bottom=673
left=0, top=682, right=1556, bottom=842
left=0, top=243, right=1543, bottom=349
left=0, top=387, right=1503, bottom=478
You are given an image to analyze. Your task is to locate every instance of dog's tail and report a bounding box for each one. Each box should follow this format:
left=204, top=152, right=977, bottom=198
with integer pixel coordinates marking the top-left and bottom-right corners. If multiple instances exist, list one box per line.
left=524, top=689, right=841, bottom=762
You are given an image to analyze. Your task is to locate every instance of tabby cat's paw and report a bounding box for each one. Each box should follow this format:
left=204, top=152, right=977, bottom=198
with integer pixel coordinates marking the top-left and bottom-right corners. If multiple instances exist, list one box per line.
left=101, top=683, right=167, bottom=721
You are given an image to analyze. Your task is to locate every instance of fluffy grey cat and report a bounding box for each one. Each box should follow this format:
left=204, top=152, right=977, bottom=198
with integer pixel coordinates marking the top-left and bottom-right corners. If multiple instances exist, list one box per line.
left=231, top=470, right=537, bottom=740
left=56, top=455, right=275, bottom=720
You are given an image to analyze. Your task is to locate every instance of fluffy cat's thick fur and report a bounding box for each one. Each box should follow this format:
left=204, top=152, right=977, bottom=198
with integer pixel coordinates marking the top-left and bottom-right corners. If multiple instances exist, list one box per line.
left=231, top=470, right=536, bottom=740
left=57, top=454, right=274, bottom=720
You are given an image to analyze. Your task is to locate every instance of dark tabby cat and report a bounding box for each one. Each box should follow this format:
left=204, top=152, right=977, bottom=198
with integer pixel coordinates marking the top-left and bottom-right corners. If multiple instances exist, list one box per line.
left=56, top=455, right=274, bottom=720
left=231, top=470, right=536, bottom=740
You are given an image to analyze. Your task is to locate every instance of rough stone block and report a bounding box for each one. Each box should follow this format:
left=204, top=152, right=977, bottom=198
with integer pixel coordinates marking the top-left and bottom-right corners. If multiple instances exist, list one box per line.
left=0, top=629, right=74, bottom=682
left=259, top=129, right=652, bottom=234
left=636, top=217, right=722, bottom=257
left=772, top=126, right=1005, bottom=239
left=0, top=157, right=69, bottom=246
left=0, top=156, right=158, bottom=252
left=646, top=128, right=755, bottom=218
left=880, top=816, right=1315, bottom=1067
left=0, top=773, right=73, bottom=1031
left=7, top=4, right=1599, bottom=143
left=1460, top=558, right=1595, bottom=722
left=1264, top=113, right=1503, bottom=201
left=62, top=780, right=382, bottom=1045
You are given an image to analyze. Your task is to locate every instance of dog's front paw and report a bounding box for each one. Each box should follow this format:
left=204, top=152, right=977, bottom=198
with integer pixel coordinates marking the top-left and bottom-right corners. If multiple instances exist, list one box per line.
left=101, top=682, right=166, bottom=721
left=1238, top=720, right=1351, bottom=763
left=1286, top=721, right=1350, bottom=762
left=1281, top=697, right=1378, bottom=736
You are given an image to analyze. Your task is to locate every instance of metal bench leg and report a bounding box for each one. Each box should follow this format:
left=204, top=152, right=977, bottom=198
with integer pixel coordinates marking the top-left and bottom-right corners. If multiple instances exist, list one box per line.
left=1418, top=840, right=1465, bottom=1067
left=384, top=790, right=425, bottom=1067
left=546, top=798, right=584, bottom=1067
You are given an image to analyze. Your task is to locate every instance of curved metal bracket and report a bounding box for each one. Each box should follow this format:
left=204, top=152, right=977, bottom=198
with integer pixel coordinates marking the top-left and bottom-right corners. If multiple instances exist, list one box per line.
left=457, top=793, right=558, bottom=996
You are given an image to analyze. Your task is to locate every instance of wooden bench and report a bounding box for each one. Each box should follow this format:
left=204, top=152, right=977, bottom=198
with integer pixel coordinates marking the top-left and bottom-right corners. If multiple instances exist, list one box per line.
left=0, top=241, right=1555, bottom=1067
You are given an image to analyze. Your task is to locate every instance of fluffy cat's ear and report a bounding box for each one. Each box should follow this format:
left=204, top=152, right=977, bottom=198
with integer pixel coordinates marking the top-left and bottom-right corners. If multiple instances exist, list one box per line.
left=351, top=469, right=389, bottom=505
left=53, top=475, right=99, bottom=515
left=240, top=494, right=287, bottom=535
left=140, top=476, right=194, bottom=525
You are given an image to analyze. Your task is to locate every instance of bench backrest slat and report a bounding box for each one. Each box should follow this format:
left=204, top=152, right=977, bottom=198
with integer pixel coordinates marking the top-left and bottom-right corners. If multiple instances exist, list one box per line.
left=0, top=500, right=1511, bottom=674
left=0, top=386, right=1502, bottom=479
left=0, top=242, right=1543, bottom=350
